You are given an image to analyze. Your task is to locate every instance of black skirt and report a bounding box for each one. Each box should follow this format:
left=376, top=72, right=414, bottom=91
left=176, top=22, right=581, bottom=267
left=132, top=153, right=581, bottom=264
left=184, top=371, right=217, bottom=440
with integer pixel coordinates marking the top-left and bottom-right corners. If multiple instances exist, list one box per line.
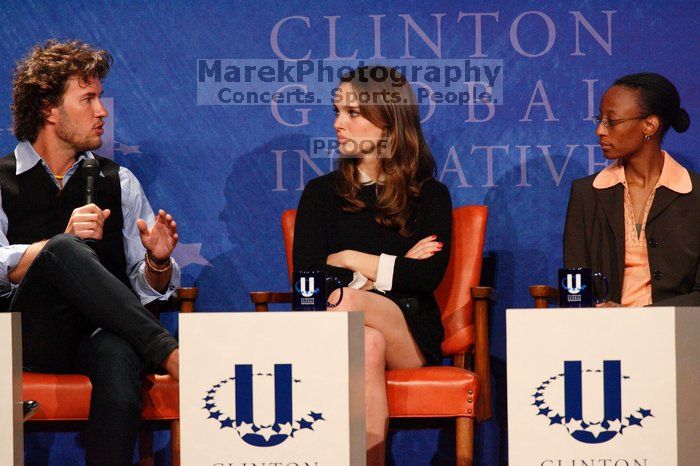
left=369, top=289, right=444, bottom=366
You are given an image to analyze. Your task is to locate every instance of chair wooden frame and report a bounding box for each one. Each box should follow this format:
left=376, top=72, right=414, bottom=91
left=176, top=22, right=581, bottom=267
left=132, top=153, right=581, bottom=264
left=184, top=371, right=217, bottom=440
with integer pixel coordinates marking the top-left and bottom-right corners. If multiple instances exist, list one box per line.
left=529, top=285, right=558, bottom=308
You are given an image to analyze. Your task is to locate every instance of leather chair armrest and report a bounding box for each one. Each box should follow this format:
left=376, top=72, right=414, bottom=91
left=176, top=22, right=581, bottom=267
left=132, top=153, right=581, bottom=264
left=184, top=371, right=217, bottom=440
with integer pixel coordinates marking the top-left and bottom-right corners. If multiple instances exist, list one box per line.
left=249, top=291, right=293, bottom=312
left=529, top=285, right=558, bottom=308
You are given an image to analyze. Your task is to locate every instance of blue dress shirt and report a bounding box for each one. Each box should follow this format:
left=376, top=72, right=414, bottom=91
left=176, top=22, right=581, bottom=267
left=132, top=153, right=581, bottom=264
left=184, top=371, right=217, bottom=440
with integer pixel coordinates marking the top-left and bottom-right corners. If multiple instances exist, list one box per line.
left=0, top=141, right=180, bottom=303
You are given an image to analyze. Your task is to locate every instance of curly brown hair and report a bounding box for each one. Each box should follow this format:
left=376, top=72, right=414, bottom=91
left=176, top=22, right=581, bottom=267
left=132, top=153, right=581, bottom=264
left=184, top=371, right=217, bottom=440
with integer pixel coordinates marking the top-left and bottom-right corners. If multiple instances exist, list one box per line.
left=335, top=66, right=437, bottom=237
left=11, top=39, right=112, bottom=142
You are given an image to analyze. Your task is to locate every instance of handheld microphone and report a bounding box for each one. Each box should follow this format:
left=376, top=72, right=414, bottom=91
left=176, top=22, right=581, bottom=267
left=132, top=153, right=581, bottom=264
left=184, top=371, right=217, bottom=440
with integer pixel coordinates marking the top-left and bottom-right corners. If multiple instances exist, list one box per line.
left=83, top=159, right=100, bottom=205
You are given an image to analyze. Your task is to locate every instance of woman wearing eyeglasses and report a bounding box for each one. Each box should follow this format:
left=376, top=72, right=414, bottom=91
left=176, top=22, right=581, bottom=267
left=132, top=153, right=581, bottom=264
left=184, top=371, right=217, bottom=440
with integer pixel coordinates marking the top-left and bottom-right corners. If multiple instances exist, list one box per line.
left=564, top=72, right=698, bottom=306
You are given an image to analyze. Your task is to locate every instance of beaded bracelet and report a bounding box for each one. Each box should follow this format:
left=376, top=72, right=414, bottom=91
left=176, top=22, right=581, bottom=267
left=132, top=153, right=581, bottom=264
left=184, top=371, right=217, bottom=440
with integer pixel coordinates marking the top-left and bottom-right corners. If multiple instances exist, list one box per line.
left=145, top=252, right=172, bottom=273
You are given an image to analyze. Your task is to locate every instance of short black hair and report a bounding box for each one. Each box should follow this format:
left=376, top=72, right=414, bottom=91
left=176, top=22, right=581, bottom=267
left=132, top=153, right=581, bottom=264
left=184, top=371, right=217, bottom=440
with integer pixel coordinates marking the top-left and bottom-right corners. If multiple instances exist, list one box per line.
left=613, top=72, right=690, bottom=138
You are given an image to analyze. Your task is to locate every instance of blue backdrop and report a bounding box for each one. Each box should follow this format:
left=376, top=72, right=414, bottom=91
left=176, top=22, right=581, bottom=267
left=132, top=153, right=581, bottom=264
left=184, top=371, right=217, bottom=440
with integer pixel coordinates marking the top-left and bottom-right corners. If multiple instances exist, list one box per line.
left=1, top=1, right=698, bottom=464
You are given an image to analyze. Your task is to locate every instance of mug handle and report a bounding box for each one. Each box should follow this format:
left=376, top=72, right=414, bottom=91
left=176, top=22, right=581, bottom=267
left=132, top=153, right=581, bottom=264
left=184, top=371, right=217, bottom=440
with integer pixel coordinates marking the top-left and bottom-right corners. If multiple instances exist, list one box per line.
left=325, top=276, right=344, bottom=308
left=592, top=272, right=609, bottom=304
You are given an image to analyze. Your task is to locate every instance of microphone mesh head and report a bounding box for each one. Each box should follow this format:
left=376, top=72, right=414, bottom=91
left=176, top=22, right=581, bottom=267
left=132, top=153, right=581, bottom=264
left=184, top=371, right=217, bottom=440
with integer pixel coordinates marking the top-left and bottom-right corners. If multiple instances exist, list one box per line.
left=82, top=158, right=100, bottom=177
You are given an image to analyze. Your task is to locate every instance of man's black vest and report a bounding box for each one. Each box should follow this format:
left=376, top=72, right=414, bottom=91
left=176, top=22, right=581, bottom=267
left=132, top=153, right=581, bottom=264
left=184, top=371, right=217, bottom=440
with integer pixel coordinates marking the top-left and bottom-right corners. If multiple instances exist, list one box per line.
left=0, top=152, right=130, bottom=288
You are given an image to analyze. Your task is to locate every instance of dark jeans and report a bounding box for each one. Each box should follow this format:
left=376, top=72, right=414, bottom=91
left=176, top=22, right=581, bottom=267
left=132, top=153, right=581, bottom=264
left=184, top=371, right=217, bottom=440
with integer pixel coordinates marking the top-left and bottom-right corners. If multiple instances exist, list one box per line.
left=11, top=234, right=178, bottom=465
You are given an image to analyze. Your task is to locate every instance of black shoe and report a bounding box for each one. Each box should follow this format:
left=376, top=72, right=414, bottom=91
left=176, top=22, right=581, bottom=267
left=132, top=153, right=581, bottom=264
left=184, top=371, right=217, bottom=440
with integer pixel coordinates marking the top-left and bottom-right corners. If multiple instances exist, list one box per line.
left=23, top=400, right=39, bottom=420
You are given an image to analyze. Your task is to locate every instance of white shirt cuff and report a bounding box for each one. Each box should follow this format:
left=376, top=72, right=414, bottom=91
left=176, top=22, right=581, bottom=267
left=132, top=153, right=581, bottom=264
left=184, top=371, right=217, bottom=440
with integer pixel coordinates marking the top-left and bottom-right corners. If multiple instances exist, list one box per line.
left=133, top=259, right=181, bottom=305
left=374, top=253, right=396, bottom=292
left=348, top=271, right=369, bottom=289
left=0, top=244, right=30, bottom=297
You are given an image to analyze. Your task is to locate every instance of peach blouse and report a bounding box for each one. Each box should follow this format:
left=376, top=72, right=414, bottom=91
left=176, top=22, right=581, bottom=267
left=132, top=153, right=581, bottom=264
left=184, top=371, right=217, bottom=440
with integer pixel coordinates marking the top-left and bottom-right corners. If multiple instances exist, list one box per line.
left=592, top=151, right=692, bottom=306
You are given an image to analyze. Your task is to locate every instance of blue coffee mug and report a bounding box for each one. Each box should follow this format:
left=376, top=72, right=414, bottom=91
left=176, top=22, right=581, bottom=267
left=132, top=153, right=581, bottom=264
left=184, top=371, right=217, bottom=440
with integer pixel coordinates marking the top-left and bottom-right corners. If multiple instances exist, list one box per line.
left=292, top=270, right=343, bottom=311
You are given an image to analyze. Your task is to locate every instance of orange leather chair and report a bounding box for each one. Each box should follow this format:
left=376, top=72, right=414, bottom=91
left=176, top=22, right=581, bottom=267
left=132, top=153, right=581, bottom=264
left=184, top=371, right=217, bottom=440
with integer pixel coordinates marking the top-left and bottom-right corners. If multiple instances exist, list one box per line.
left=251, top=207, right=494, bottom=465
left=22, top=287, right=198, bottom=466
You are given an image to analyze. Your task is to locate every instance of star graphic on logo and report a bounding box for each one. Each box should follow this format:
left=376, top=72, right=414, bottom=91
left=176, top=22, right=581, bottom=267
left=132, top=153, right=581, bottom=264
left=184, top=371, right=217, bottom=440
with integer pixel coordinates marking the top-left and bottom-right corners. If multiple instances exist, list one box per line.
left=626, top=415, right=643, bottom=427
left=549, top=414, right=564, bottom=425
left=277, top=422, right=293, bottom=436
left=638, top=408, right=653, bottom=418
left=538, top=407, right=552, bottom=416
left=607, top=419, right=622, bottom=432
left=172, top=242, right=212, bottom=268
left=237, top=421, right=256, bottom=436
left=201, top=370, right=326, bottom=444
left=566, top=418, right=583, bottom=432
left=257, top=425, right=277, bottom=441
left=219, top=417, right=234, bottom=429
left=309, top=411, right=325, bottom=421
left=586, top=423, right=606, bottom=438
left=532, top=399, right=545, bottom=407
left=298, top=418, right=314, bottom=430
left=114, top=143, right=141, bottom=155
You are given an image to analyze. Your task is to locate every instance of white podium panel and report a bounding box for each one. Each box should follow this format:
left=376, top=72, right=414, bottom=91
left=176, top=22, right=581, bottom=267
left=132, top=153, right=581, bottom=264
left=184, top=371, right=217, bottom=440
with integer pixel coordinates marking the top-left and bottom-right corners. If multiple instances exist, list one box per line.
left=0, top=313, right=22, bottom=465
left=180, top=312, right=365, bottom=466
left=507, top=307, right=700, bottom=466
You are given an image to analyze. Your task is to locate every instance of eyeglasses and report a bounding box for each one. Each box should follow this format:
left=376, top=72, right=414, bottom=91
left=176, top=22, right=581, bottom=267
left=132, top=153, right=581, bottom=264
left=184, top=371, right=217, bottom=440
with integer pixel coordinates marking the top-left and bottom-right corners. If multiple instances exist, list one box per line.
left=594, top=115, right=649, bottom=128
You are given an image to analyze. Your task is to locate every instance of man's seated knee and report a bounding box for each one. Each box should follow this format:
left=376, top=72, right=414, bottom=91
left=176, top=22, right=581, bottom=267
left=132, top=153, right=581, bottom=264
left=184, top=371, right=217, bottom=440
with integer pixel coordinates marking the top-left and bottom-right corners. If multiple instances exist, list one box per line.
left=43, top=234, right=95, bottom=260
left=86, top=331, right=143, bottom=379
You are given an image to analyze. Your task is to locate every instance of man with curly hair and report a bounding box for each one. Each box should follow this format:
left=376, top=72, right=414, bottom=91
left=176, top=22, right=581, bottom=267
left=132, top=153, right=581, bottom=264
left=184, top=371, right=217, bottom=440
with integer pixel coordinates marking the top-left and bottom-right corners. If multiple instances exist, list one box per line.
left=2, top=39, right=181, bottom=465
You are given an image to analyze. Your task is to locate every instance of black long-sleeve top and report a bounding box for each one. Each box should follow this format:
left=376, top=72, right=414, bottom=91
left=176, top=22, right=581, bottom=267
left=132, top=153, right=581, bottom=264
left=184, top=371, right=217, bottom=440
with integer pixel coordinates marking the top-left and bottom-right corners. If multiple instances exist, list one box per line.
left=293, top=171, right=452, bottom=364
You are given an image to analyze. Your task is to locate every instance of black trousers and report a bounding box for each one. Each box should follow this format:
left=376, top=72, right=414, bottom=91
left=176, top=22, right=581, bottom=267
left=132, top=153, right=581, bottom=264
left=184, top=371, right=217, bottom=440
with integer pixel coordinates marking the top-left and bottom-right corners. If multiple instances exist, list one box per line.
left=11, top=234, right=178, bottom=466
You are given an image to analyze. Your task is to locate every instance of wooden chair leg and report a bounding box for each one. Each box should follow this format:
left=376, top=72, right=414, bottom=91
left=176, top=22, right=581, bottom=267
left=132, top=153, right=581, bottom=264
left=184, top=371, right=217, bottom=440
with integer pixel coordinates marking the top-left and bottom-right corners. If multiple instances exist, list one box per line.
left=456, top=416, right=474, bottom=466
left=171, top=419, right=181, bottom=466
left=139, top=430, right=154, bottom=466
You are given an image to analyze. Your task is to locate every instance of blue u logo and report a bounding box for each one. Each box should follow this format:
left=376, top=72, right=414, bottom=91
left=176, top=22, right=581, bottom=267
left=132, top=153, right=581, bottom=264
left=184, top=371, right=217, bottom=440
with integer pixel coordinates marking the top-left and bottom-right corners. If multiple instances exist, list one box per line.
left=298, top=277, right=316, bottom=298
left=235, top=364, right=293, bottom=447
left=564, top=360, right=621, bottom=444
left=201, top=363, right=326, bottom=446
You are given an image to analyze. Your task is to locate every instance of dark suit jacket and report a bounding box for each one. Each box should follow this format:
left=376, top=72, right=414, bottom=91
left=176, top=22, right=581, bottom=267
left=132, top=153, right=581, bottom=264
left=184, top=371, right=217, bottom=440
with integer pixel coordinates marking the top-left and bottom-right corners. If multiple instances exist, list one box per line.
left=563, top=172, right=700, bottom=306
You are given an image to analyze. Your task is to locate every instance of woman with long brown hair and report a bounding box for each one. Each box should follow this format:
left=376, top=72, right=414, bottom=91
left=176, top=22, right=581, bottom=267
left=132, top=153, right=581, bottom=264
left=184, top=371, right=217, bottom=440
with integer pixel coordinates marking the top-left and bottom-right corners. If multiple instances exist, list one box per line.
left=293, top=66, right=452, bottom=464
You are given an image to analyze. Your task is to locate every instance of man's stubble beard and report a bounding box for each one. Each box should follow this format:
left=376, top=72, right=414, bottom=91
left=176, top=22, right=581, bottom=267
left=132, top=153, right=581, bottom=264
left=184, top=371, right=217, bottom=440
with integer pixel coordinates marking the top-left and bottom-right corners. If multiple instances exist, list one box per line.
left=55, top=106, right=103, bottom=153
